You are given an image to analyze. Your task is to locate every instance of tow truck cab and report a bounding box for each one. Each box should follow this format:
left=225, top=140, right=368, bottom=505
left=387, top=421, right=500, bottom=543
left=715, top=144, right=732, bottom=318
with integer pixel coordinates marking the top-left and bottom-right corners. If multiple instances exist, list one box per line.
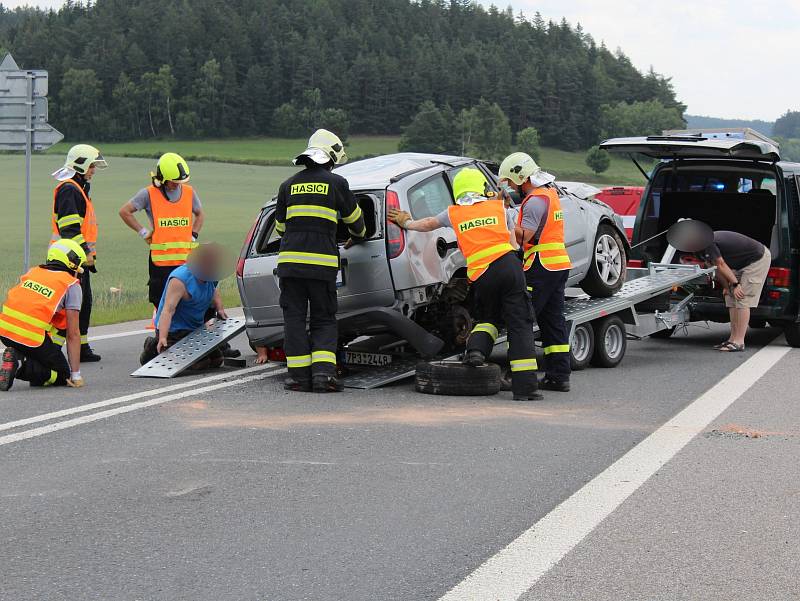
left=600, top=130, right=800, bottom=346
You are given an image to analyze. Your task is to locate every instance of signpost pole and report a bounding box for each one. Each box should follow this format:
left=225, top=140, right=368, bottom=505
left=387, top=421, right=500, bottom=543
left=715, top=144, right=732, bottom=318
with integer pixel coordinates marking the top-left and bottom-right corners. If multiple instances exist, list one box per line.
left=24, top=72, right=33, bottom=272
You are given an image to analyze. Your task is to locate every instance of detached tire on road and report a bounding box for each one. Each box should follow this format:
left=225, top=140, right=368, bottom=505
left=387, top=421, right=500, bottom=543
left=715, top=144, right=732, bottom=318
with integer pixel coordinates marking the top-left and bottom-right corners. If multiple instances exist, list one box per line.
left=580, top=224, right=627, bottom=298
left=591, top=315, right=627, bottom=368
left=415, top=361, right=501, bottom=396
left=570, top=323, right=594, bottom=371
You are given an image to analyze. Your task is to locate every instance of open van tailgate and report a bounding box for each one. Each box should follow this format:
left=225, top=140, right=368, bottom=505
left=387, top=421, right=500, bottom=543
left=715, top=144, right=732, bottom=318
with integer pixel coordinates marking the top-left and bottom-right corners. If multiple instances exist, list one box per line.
left=600, top=136, right=780, bottom=162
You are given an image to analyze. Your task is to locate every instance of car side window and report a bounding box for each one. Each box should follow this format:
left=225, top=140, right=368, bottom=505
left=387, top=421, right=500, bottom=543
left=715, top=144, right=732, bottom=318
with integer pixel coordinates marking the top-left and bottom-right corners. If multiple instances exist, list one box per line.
left=253, top=209, right=281, bottom=255
left=408, top=174, right=454, bottom=219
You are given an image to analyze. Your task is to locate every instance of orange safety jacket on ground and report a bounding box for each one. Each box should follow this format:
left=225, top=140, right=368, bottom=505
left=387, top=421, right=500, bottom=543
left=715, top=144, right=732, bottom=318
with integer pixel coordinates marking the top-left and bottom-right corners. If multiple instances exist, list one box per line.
left=149, top=184, right=198, bottom=266
left=448, top=198, right=515, bottom=281
left=517, top=186, right=572, bottom=271
left=51, top=180, right=98, bottom=257
left=0, top=267, right=77, bottom=347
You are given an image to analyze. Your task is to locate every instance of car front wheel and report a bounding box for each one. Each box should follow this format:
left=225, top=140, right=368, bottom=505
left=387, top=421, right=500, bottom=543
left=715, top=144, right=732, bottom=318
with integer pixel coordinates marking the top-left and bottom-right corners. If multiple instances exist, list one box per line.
left=580, top=224, right=627, bottom=298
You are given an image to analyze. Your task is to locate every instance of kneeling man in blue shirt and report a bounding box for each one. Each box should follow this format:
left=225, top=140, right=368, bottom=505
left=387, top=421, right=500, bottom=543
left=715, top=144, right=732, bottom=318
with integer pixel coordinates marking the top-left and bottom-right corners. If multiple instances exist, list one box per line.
left=140, top=243, right=229, bottom=368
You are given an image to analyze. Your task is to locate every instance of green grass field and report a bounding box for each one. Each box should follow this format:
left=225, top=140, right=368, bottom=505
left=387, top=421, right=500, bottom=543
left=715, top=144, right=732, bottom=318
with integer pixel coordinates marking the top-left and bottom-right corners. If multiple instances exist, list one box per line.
left=47, top=136, right=647, bottom=185
left=1, top=137, right=646, bottom=327
left=0, top=155, right=295, bottom=325
left=47, top=136, right=401, bottom=166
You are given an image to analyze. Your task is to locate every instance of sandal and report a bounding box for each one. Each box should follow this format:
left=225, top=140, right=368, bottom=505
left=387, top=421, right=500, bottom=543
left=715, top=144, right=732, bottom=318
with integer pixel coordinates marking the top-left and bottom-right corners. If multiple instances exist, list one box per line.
left=717, top=341, right=745, bottom=352
left=713, top=340, right=732, bottom=350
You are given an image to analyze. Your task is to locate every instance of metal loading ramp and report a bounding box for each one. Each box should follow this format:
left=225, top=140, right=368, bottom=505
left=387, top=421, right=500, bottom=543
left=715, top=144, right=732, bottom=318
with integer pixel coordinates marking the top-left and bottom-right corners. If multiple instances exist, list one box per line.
left=131, top=318, right=246, bottom=378
left=340, top=264, right=714, bottom=390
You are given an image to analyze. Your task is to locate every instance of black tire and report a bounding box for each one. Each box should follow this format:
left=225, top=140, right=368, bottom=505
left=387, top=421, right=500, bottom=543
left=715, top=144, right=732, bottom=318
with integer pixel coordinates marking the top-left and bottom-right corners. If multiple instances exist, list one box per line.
left=782, top=322, right=800, bottom=348
left=591, top=315, right=627, bottom=368
left=415, top=361, right=502, bottom=396
left=580, top=224, right=627, bottom=298
left=570, top=323, right=594, bottom=371
left=650, top=327, right=676, bottom=339
left=749, top=318, right=768, bottom=329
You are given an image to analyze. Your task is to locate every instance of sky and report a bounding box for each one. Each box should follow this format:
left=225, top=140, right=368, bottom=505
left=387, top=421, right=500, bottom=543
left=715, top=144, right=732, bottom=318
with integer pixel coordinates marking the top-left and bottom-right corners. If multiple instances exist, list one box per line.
left=3, top=0, right=798, bottom=121
left=480, top=0, right=800, bottom=122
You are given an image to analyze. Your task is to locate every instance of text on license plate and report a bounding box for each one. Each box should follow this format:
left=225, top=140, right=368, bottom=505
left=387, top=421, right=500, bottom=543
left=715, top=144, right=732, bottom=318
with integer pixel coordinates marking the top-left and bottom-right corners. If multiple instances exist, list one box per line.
left=344, top=352, right=392, bottom=366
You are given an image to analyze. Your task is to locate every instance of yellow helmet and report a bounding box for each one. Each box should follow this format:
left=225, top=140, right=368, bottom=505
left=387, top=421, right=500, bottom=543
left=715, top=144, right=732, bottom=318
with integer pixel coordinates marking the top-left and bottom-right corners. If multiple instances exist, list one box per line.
left=452, top=167, right=489, bottom=202
left=294, top=129, right=347, bottom=166
left=155, top=152, right=190, bottom=184
left=47, top=238, right=87, bottom=273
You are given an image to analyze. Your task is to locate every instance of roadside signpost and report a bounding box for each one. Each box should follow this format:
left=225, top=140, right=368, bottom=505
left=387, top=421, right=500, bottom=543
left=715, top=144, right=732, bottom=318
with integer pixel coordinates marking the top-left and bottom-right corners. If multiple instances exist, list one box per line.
left=0, top=53, right=64, bottom=272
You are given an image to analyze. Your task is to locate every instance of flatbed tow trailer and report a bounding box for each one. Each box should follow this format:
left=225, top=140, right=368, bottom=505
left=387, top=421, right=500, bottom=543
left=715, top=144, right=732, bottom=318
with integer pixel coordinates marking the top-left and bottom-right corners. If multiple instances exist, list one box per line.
left=339, top=262, right=716, bottom=390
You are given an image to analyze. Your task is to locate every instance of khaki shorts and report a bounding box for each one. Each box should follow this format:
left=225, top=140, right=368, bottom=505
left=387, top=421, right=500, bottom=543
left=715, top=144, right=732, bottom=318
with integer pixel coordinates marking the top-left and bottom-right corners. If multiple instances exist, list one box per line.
left=726, top=248, right=771, bottom=309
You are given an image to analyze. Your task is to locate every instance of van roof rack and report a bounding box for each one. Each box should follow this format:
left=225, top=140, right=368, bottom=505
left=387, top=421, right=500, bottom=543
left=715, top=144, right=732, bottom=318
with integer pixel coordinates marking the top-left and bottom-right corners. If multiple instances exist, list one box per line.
left=661, top=127, right=779, bottom=148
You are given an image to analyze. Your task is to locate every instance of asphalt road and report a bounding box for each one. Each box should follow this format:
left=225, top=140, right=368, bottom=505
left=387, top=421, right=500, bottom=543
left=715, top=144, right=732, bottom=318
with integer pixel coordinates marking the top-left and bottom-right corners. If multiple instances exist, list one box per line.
left=0, top=319, right=797, bottom=600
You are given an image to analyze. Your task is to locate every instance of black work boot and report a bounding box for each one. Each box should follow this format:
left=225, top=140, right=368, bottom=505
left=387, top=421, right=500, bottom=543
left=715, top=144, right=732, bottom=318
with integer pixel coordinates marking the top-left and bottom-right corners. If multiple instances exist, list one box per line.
left=312, top=374, right=344, bottom=393
left=80, top=345, right=102, bottom=362
left=462, top=350, right=486, bottom=367
left=284, top=377, right=312, bottom=392
left=512, top=378, right=544, bottom=401
left=220, top=341, right=241, bottom=359
left=0, top=347, right=19, bottom=392
left=540, top=377, right=570, bottom=392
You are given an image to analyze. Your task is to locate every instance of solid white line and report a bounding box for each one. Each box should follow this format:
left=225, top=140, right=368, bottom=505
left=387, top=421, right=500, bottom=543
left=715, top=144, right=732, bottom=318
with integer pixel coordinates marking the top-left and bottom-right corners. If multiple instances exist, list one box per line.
left=0, top=364, right=282, bottom=433
left=0, top=371, right=274, bottom=447
left=438, top=341, right=792, bottom=601
left=89, top=329, right=152, bottom=341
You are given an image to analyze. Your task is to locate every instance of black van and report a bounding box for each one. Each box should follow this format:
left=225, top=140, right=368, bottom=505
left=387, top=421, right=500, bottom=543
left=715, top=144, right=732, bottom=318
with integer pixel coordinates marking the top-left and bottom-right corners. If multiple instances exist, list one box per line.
left=601, top=131, right=800, bottom=347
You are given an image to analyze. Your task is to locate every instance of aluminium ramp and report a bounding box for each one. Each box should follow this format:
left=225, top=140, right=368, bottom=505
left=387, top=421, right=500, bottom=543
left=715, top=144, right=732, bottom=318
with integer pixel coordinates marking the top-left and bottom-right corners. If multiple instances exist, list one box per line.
left=561, top=264, right=714, bottom=327
left=131, top=318, right=246, bottom=378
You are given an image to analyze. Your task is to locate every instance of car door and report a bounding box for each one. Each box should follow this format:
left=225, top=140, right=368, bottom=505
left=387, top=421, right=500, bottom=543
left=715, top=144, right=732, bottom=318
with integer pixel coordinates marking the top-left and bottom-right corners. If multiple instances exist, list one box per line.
left=389, top=171, right=462, bottom=292
left=334, top=192, right=395, bottom=312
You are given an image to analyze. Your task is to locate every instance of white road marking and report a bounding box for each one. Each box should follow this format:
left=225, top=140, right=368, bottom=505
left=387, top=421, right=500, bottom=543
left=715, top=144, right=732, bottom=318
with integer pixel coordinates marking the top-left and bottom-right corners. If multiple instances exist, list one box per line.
left=0, top=364, right=282, bottom=433
left=0, top=370, right=278, bottom=447
left=89, top=329, right=152, bottom=341
left=438, top=340, right=791, bottom=601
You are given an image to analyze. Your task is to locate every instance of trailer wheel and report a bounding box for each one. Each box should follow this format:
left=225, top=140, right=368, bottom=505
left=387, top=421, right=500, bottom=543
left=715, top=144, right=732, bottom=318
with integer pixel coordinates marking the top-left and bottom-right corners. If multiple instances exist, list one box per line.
left=415, top=361, right=502, bottom=396
left=570, top=323, right=594, bottom=371
left=591, top=315, right=627, bottom=368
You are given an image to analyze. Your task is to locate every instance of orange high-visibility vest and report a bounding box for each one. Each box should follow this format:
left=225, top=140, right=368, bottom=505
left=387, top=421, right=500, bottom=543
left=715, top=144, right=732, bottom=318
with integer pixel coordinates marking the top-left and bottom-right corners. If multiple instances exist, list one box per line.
left=0, top=267, right=77, bottom=347
left=149, top=184, right=197, bottom=267
left=518, top=187, right=572, bottom=272
left=448, top=199, right=515, bottom=281
left=51, top=180, right=98, bottom=256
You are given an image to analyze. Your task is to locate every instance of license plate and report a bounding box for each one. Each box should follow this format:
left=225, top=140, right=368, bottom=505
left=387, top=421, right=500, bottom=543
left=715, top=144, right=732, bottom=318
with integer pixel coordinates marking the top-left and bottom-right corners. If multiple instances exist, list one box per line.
left=344, top=351, right=392, bottom=366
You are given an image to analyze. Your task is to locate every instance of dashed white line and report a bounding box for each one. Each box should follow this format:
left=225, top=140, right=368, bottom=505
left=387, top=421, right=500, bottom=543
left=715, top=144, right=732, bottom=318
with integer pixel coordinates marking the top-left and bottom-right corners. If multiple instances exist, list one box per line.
left=0, top=370, right=277, bottom=447
left=89, top=329, right=152, bottom=341
left=438, top=340, right=791, bottom=601
left=0, top=364, right=282, bottom=434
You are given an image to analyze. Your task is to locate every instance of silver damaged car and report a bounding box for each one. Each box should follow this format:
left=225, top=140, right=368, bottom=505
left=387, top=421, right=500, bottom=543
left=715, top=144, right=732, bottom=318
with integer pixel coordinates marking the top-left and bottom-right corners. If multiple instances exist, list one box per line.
left=237, top=153, right=629, bottom=356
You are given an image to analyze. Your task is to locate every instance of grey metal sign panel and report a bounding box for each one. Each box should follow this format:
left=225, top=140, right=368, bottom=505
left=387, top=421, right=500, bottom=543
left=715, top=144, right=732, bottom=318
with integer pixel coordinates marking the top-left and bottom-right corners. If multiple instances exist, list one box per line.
left=0, top=122, right=63, bottom=151
left=131, top=318, right=246, bottom=378
left=0, top=96, right=48, bottom=123
left=0, top=71, right=49, bottom=98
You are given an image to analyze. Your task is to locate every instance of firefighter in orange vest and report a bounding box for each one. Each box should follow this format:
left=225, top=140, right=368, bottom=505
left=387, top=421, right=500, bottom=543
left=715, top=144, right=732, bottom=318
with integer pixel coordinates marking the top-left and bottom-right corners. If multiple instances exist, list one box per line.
left=51, top=144, right=107, bottom=362
left=119, top=153, right=204, bottom=310
left=499, top=152, right=572, bottom=392
left=0, top=239, right=88, bottom=391
left=389, top=167, right=542, bottom=401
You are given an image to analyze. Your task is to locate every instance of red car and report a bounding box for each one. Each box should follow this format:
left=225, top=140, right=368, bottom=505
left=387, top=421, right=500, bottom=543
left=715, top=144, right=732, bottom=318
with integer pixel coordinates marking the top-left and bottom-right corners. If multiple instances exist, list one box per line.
left=595, top=186, right=644, bottom=241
